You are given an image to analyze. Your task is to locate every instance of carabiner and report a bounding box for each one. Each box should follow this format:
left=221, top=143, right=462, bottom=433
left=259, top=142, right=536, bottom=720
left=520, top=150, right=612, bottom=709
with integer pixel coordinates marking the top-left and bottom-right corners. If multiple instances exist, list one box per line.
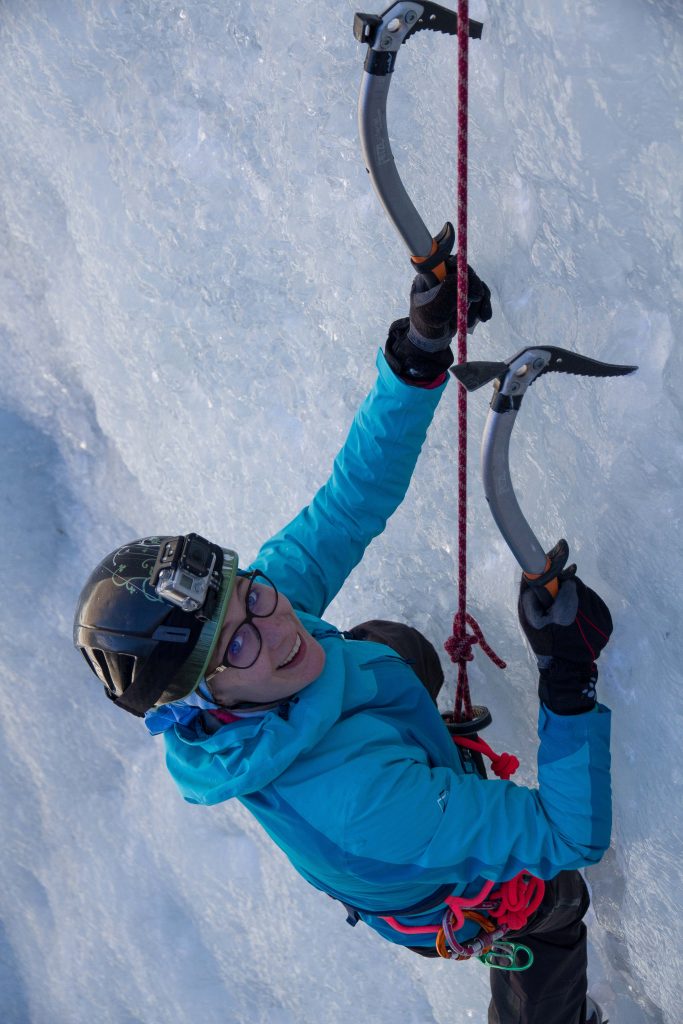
left=479, top=941, right=534, bottom=972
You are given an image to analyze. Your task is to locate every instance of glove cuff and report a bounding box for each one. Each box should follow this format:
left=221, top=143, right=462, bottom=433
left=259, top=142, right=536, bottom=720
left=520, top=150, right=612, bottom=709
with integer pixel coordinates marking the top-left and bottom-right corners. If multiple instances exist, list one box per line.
left=406, top=321, right=453, bottom=353
left=385, top=318, right=454, bottom=383
left=538, top=658, right=598, bottom=716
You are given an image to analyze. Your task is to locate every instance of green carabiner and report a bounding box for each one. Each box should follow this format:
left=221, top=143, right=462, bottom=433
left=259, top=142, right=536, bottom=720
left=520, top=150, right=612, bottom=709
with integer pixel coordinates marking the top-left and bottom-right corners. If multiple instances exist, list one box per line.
left=479, top=942, right=534, bottom=971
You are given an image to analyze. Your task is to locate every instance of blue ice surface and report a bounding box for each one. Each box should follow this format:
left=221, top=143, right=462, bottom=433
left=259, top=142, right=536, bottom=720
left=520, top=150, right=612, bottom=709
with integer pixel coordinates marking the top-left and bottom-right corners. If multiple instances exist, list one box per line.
left=0, top=1, right=680, bottom=1022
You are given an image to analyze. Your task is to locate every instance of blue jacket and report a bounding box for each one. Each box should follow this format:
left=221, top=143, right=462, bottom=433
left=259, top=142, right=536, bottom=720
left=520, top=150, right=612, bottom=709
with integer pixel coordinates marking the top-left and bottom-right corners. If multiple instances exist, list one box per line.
left=163, top=351, right=612, bottom=948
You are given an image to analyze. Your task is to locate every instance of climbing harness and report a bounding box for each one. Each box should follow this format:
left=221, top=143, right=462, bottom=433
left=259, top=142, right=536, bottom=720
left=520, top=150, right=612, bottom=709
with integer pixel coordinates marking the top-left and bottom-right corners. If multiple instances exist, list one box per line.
left=379, top=870, right=544, bottom=966
left=451, top=346, right=638, bottom=601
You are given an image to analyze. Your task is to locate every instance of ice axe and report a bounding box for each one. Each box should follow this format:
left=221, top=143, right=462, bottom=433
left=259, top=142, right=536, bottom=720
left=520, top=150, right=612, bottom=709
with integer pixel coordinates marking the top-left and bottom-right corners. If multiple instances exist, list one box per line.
left=354, top=1, right=483, bottom=282
left=451, top=347, right=638, bottom=604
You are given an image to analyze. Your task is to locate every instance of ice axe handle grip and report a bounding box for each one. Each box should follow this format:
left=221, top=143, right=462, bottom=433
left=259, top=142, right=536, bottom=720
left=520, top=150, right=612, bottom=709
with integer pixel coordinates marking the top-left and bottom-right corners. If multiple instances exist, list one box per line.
left=410, top=222, right=455, bottom=285
left=523, top=539, right=570, bottom=608
left=523, top=570, right=559, bottom=609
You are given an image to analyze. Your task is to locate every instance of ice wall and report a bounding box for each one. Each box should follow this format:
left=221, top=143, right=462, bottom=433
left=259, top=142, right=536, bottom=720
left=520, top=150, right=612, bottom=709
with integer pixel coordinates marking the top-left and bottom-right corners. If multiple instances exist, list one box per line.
left=0, top=2, right=680, bottom=1022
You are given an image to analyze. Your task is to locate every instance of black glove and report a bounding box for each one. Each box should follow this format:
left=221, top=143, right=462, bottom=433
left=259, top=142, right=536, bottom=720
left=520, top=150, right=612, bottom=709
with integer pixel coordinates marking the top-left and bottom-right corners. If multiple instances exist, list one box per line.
left=408, top=257, right=492, bottom=351
left=518, top=573, right=613, bottom=715
left=385, top=261, right=492, bottom=384
left=384, top=316, right=454, bottom=382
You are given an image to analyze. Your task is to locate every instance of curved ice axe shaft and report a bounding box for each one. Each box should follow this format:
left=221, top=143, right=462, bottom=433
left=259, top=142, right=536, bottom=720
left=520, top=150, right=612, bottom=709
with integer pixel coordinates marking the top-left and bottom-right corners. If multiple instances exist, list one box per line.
left=354, top=2, right=483, bottom=280
left=452, top=347, right=638, bottom=602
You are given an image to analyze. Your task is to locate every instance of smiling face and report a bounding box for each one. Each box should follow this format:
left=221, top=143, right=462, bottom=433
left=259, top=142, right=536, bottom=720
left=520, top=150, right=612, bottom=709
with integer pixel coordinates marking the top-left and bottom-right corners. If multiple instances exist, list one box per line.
left=205, top=574, right=326, bottom=706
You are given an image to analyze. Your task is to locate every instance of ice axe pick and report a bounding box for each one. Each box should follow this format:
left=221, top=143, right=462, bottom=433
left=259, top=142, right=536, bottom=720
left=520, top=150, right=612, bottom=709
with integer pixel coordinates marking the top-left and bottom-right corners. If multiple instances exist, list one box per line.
left=451, top=346, right=638, bottom=604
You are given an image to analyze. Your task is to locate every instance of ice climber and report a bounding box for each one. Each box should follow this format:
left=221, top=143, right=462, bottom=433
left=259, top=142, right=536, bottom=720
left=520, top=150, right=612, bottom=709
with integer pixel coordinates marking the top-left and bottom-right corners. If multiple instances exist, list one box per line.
left=74, top=264, right=612, bottom=1024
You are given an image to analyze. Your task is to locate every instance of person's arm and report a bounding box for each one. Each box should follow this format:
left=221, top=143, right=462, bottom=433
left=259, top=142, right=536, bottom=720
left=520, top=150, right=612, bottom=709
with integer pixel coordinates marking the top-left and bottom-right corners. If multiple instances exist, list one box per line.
left=343, top=574, right=613, bottom=887
left=250, top=350, right=446, bottom=617
left=339, top=705, right=610, bottom=888
left=250, top=262, right=492, bottom=617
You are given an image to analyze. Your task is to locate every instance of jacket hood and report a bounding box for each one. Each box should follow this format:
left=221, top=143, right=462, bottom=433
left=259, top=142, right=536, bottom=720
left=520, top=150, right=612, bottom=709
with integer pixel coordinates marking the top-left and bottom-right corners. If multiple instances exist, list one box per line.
left=163, top=619, right=368, bottom=803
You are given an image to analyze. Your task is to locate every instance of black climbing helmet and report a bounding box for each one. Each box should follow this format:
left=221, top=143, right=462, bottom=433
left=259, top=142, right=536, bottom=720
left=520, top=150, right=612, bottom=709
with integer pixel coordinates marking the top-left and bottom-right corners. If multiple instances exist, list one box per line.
left=73, top=534, right=238, bottom=717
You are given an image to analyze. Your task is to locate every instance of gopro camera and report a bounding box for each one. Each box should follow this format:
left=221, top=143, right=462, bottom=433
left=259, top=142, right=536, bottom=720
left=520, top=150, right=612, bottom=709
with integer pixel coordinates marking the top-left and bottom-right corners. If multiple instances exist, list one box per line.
left=151, top=533, right=222, bottom=615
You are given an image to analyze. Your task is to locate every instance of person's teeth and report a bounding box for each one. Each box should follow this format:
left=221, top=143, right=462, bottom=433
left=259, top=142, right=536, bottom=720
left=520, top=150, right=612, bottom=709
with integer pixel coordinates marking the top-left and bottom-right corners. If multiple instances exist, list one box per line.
left=278, top=634, right=301, bottom=668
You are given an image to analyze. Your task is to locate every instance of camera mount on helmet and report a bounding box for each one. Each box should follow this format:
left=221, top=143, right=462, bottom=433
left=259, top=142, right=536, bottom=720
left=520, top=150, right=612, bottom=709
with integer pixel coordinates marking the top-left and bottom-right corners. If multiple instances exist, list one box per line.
left=151, top=533, right=224, bottom=618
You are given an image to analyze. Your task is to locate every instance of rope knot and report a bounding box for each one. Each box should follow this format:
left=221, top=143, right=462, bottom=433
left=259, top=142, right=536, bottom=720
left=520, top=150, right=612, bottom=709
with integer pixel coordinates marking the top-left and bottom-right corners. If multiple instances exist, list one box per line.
left=490, top=872, right=546, bottom=932
left=445, top=612, right=507, bottom=723
left=489, top=751, right=520, bottom=781
left=444, top=631, right=476, bottom=664
left=450, top=736, right=519, bottom=782
left=445, top=612, right=507, bottom=669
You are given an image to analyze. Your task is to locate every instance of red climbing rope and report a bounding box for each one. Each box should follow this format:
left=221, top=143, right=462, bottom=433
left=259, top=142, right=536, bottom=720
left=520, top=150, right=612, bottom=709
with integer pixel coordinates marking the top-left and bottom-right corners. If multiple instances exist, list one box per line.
left=445, top=613, right=507, bottom=672
left=453, top=0, right=472, bottom=721
left=382, top=15, right=546, bottom=960
left=447, top=0, right=506, bottom=721
left=456, top=0, right=470, bottom=390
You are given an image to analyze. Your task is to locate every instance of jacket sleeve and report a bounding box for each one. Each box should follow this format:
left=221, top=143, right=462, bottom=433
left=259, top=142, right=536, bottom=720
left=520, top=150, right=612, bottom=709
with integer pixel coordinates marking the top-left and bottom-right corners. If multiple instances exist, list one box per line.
left=250, top=350, right=447, bottom=617
left=343, top=704, right=612, bottom=886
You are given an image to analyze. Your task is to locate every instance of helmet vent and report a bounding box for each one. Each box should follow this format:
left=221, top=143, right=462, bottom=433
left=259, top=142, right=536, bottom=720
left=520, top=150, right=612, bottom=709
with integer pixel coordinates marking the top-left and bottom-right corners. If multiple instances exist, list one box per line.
left=82, top=648, right=136, bottom=696
left=110, top=652, right=136, bottom=691
left=80, top=647, right=112, bottom=686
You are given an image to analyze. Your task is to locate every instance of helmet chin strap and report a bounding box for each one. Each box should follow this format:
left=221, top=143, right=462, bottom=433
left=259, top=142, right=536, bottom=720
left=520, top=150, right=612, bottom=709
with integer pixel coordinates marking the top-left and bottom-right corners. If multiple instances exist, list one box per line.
left=198, top=677, right=300, bottom=716
left=228, top=696, right=299, bottom=715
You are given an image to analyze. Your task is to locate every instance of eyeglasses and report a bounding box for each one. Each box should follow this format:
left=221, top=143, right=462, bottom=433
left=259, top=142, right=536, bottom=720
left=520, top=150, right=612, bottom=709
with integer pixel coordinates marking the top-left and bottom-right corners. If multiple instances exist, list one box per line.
left=214, top=570, right=279, bottom=671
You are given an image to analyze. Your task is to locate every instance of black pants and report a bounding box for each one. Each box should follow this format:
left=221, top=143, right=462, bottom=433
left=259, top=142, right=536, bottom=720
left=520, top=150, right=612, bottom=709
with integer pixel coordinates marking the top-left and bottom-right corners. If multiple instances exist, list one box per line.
left=346, top=620, right=592, bottom=1024
left=488, top=870, right=590, bottom=1024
